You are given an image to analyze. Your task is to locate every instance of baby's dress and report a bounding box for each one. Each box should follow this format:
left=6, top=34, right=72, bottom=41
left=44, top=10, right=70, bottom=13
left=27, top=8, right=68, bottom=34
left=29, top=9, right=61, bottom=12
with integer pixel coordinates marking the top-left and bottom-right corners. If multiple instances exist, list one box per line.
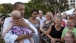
left=10, top=20, right=32, bottom=36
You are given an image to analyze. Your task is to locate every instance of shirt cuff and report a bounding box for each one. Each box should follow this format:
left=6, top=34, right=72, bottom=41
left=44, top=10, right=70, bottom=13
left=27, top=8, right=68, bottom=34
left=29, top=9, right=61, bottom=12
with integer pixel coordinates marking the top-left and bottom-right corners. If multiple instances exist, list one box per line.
left=4, top=33, right=18, bottom=43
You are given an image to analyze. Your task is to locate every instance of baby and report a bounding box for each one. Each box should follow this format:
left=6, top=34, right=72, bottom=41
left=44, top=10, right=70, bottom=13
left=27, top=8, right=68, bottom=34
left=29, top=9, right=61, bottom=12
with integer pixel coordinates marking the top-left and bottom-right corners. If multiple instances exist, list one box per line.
left=2, top=10, right=34, bottom=43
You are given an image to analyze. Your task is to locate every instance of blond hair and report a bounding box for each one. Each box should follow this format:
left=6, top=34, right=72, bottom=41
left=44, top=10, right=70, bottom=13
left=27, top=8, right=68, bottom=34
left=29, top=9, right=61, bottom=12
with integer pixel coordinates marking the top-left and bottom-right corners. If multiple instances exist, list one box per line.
left=46, top=11, right=53, bottom=20
left=66, top=31, right=75, bottom=43
left=11, top=10, right=21, bottom=19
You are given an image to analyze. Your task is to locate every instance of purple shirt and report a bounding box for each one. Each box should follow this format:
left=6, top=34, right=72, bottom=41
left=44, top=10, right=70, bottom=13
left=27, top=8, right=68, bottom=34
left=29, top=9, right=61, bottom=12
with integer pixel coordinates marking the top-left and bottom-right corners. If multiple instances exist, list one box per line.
left=10, top=20, right=31, bottom=36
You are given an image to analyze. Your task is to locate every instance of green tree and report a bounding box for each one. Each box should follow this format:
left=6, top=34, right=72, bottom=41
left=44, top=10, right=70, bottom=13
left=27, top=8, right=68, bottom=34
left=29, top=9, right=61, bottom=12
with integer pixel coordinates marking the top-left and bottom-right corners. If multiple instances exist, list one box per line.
left=24, top=0, right=69, bottom=18
left=0, top=3, right=13, bottom=14
left=0, top=0, right=69, bottom=18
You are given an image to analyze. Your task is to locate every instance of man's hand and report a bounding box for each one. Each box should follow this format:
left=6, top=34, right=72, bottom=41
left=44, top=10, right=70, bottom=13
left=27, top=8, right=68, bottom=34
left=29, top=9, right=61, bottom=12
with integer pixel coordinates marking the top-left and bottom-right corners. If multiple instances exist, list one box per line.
left=14, top=19, right=28, bottom=28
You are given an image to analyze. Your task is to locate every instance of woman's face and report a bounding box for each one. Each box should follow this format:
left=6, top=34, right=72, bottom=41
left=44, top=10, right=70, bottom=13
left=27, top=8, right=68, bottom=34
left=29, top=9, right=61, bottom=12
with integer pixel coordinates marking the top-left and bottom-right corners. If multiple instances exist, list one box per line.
left=46, top=13, right=52, bottom=20
left=32, top=11, right=38, bottom=18
left=54, top=18, right=61, bottom=25
left=64, top=33, right=74, bottom=42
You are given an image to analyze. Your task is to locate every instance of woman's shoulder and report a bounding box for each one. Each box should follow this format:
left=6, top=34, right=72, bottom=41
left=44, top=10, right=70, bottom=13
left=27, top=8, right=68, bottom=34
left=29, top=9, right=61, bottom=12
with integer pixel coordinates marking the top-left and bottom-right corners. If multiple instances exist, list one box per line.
left=28, top=17, right=31, bottom=21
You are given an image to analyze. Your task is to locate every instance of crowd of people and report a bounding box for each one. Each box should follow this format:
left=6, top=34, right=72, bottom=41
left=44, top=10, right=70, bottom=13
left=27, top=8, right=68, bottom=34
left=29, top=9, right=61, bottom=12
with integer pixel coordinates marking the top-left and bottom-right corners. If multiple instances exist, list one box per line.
left=0, top=2, right=76, bottom=43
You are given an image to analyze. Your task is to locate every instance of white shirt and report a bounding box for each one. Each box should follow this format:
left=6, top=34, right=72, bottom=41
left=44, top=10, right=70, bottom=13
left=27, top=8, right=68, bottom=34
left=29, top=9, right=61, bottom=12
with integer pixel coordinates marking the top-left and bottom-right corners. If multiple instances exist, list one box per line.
left=37, top=16, right=46, bottom=28
left=3, top=17, right=38, bottom=43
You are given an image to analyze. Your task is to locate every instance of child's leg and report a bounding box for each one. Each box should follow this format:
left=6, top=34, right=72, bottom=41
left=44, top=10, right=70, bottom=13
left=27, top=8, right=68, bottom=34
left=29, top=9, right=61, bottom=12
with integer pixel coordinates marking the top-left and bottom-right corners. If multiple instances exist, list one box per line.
left=28, top=37, right=34, bottom=43
left=19, top=39, right=24, bottom=43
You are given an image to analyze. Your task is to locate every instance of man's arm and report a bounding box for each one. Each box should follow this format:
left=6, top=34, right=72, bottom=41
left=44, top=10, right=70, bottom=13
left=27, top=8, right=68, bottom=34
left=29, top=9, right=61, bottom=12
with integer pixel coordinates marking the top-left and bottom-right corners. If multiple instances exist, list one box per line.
left=3, top=18, right=32, bottom=43
left=25, top=19, right=38, bottom=35
left=15, top=34, right=32, bottom=41
left=2, top=23, right=13, bottom=38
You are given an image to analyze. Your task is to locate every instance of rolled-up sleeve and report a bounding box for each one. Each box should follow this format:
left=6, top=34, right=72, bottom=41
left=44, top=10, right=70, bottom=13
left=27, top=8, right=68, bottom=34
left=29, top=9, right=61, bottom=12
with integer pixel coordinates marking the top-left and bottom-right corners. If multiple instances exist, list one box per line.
left=24, top=19, right=38, bottom=35
left=3, top=17, right=18, bottom=43
left=4, top=33, right=18, bottom=43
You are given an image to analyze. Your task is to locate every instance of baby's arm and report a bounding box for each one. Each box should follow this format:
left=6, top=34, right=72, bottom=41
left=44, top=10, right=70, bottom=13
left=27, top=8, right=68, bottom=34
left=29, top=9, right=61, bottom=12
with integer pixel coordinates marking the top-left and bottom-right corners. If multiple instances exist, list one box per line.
left=2, top=23, right=13, bottom=38
left=28, top=37, right=34, bottom=43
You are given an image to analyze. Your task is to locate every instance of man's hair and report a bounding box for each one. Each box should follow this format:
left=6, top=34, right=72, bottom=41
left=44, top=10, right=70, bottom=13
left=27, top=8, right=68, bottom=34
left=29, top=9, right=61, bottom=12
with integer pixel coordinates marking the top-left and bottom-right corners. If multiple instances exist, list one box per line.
left=67, top=16, right=75, bottom=22
left=13, top=2, right=24, bottom=9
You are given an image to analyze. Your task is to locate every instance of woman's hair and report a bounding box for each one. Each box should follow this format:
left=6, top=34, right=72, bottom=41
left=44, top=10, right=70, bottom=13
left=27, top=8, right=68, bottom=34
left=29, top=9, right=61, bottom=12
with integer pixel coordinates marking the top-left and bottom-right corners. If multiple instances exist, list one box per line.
left=66, top=31, right=75, bottom=43
left=55, top=16, right=62, bottom=21
left=67, top=31, right=75, bottom=38
left=31, top=9, right=39, bottom=14
left=46, top=11, right=53, bottom=20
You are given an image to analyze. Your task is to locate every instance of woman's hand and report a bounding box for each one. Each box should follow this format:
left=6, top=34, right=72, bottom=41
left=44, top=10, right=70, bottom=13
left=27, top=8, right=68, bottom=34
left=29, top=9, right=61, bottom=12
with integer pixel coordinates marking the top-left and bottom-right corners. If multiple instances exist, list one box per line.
left=41, top=31, right=47, bottom=36
left=43, top=31, right=47, bottom=35
left=41, top=33, right=44, bottom=36
left=51, top=38, right=56, bottom=43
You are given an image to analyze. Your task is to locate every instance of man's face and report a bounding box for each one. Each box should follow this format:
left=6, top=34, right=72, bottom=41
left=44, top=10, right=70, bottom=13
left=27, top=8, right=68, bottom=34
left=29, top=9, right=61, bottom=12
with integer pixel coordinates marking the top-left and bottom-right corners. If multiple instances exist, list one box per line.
left=15, top=4, right=25, bottom=17
left=39, top=11, right=43, bottom=17
left=62, top=14, right=67, bottom=19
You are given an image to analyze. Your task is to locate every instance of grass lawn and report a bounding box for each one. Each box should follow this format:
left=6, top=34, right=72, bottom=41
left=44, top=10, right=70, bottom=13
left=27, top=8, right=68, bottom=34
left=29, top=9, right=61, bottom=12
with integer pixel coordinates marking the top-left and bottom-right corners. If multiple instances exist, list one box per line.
left=0, top=38, right=5, bottom=43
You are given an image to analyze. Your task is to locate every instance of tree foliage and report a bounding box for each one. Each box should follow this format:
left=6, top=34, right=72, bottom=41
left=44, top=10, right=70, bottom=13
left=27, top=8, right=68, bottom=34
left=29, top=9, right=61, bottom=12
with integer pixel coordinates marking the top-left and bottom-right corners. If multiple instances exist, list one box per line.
left=0, top=0, right=69, bottom=18
left=0, top=3, right=13, bottom=14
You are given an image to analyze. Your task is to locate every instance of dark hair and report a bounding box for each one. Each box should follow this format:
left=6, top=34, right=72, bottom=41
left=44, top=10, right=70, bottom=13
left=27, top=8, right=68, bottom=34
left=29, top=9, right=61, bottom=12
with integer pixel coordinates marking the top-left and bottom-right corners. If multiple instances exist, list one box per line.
left=1, top=14, right=6, bottom=17
left=13, top=2, right=24, bottom=9
left=0, top=14, right=6, bottom=21
left=73, top=9, right=76, bottom=12
left=31, top=9, right=39, bottom=14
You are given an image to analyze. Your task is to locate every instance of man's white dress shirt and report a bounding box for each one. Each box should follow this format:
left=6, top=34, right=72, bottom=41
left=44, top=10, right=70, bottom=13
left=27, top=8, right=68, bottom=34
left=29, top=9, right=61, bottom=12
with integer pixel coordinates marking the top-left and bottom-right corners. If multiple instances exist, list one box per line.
left=37, top=16, right=46, bottom=28
left=3, top=17, right=38, bottom=43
